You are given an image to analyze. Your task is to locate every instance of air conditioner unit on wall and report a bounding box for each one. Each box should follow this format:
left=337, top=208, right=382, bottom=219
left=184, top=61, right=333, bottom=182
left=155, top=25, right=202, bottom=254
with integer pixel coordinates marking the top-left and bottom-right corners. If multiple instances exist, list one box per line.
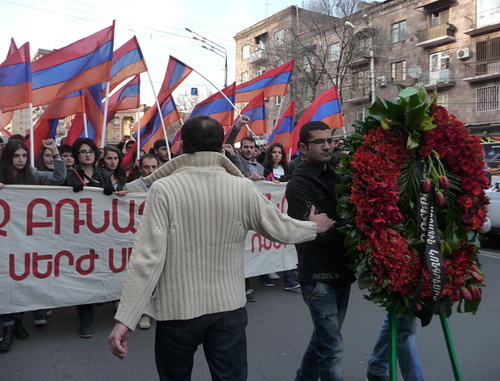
left=376, top=75, right=388, bottom=87
left=457, top=48, right=471, bottom=60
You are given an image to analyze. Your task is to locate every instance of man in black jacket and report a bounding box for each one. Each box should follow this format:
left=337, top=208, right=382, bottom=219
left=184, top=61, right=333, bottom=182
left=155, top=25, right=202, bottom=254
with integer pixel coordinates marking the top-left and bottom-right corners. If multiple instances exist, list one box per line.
left=286, top=121, right=355, bottom=381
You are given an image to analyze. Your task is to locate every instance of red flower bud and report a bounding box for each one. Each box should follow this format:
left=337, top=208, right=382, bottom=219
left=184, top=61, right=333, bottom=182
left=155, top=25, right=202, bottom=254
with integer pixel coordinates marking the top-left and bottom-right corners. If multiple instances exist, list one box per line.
left=461, top=287, right=472, bottom=302
left=471, top=271, right=484, bottom=283
left=436, top=191, right=446, bottom=207
left=439, top=176, right=450, bottom=190
left=422, top=180, right=432, bottom=193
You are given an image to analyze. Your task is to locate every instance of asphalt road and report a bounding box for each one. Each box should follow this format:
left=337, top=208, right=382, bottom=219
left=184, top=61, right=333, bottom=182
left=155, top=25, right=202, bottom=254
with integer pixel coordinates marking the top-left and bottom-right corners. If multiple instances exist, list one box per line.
left=1, top=240, right=499, bottom=381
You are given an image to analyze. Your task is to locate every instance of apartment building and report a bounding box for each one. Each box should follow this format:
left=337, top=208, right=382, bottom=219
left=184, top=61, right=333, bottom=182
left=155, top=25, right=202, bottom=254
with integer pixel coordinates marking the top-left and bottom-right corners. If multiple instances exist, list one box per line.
left=234, top=0, right=500, bottom=139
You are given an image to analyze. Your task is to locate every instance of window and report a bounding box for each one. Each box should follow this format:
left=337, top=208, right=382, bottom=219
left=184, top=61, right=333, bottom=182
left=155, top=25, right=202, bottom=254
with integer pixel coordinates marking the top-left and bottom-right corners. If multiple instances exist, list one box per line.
left=353, top=69, right=370, bottom=96
left=257, top=66, right=266, bottom=76
left=356, top=106, right=369, bottom=121
left=255, top=33, right=268, bottom=51
left=275, top=29, right=284, bottom=46
left=477, top=37, right=500, bottom=62
left=477, top=85, right=499, bottom=111
left=436, top=93, right=448, bottom=108
left=241, top=71, right=249, bottom=83
left=391, top=20, right=406, bottom=43
left=430, top=8, right=449, bottom=27
left=429, top=50, right=450, bottom=83
left=275, top=96, right=283, bottom=105
left=391, top=60, right=407, bottom=82
left=328, top=42, right=340, bottom=61
left=477, top=0, right=500, bottom=28
left=242, top=45, right=250, bottom=59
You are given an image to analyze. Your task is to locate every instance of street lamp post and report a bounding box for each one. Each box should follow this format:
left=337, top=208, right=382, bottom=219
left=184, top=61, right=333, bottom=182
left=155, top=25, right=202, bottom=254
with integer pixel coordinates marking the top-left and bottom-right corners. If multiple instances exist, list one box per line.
left=345, top=21, right=376, bottom=104
left=186, top=28, right=228, bottom=87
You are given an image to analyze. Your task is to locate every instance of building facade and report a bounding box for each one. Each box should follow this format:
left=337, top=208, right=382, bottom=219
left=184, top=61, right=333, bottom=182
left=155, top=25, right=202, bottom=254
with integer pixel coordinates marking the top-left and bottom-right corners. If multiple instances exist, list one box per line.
left=234, top=0, right=500, bottom=139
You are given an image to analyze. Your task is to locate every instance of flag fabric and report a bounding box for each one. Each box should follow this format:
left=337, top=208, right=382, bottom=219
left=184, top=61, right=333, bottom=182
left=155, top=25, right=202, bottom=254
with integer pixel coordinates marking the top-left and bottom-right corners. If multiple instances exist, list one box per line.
left=106, top=75, right=140, bottom=123
left=30, top=23, right=114, bottom=107
left=169, top=127, right=182, bottom=155
left=0, top=41, right=32, bottom=111
left=291, top=86, right=343, bottom=154
left=26, top=90, right=84, bottom=154
left=157, top=56, right=193, bottom=102
left=235, top=60, right=294, bottom=103
left=189, top=82, right=236, bottom=128
left=230, top=93, right=267, bottom=143
left=268, top=101, right=295, bottom=153
left=64, top=84, right=105, bottom=146
left=108, top=36, right=147, bottom=93
left=122, top=94, right=181, bottom=168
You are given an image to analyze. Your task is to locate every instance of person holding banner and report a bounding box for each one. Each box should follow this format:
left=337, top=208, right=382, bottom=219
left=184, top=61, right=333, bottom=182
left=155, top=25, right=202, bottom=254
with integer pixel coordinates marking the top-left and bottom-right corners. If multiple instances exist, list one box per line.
left=100, top=146, right=127, bottom=191
left=0, top=138, right=66, bottom=352
left=109, top=115, right=335, bottom=380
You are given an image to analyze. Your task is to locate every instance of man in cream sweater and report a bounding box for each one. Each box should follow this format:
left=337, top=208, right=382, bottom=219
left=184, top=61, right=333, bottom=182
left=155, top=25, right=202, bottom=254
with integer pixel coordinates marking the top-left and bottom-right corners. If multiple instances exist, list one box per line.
left=109, top=115, right=335, bottom=380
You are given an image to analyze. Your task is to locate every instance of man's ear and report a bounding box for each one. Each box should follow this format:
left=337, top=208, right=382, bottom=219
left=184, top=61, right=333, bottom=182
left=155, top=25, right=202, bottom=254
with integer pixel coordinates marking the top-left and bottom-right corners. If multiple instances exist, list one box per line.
left=298, top=142, right=307, bottom=155
left=179, top=140, right=184, bottom=154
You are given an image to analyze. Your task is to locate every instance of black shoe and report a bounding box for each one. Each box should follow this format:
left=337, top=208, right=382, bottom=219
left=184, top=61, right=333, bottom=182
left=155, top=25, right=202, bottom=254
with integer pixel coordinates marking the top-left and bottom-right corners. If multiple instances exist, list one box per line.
left=246, top=289, right=256, bottom=302
left=34, top=313, right=48, bottom=326
left=366, top=372, right=389, bottom=381
left=13, top=320, right=29, bottom=339
left=0, top=325, right=14, bottom=352
left=79, top=317, right=93, bottom=338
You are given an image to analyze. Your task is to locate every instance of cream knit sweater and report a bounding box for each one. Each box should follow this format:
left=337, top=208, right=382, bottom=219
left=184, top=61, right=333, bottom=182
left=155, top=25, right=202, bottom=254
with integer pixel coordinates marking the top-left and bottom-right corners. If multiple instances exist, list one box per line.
left=115, top=152, right=316, bottom=329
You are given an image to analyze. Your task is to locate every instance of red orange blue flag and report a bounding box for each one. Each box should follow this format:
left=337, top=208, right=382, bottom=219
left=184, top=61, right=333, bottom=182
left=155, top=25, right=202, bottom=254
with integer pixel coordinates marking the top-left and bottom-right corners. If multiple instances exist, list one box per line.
left=106, top=75, right=141, bottom=123
left=235, top=60, right=294, bottom=103
left=291, top=86, right=343, bottom=154
left=30, top=23, right=115, bottom=107
left=230, top=92, right=267, bottom=143
left=189, top=82, right=236, bottom=128
left=268, top=101, right=295, bottom=153
left=157, top=56, right=193, bottom=102
left=108, top=36, right=147, bottom=93
left=0, top=40, right=32, bottom=111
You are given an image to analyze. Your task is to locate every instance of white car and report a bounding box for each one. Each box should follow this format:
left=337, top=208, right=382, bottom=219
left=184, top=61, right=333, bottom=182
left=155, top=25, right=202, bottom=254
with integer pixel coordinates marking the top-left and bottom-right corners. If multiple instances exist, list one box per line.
left=481, top=181, right=500, bottom=236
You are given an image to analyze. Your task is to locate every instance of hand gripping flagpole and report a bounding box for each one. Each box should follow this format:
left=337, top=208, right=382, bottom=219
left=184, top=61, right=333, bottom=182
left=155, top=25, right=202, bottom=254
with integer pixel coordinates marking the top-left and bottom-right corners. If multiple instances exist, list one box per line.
left=146, top=70, right=171, bottom=161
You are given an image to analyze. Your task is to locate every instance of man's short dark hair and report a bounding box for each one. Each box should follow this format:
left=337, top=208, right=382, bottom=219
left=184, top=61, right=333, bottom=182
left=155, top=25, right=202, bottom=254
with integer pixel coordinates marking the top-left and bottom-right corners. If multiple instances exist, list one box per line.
left=139, top=153, right=159, bottom=167
left=181, top=115, right=224, bottom=154
left=299, top=121, right=330, bottom=144
left=240, top=136, right=256, bottom=147
left=153, top=139, right=167, bottom=150
left=59, top=144, right=73, bottom=155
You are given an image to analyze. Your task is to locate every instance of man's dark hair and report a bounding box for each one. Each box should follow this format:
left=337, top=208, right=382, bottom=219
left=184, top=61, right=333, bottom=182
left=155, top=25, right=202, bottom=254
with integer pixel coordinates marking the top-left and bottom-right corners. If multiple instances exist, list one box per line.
left=153, top=139, right=171, bottom=150
left=240, top=136, right=256, bottom=147
left=181, top=115, right=224, bottom=153
left=59, top=144, right=73, bottom=155
left=139, top=153, right=159, bottom=168
left=299, top=121, right=330, bottom=144
left=9, top=134, right=26, bottom=142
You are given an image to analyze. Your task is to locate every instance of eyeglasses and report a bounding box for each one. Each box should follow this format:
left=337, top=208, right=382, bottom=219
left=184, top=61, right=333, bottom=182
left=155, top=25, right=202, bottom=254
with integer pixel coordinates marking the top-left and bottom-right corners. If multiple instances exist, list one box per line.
left=78, top=149, right=95, bottom=155
left=307, top=138, right=334, bottom=147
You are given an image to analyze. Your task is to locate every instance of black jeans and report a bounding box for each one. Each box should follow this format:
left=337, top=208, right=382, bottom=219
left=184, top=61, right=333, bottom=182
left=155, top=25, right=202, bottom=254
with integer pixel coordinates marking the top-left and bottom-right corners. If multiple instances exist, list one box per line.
left=155, top=307, right=248, bottom=381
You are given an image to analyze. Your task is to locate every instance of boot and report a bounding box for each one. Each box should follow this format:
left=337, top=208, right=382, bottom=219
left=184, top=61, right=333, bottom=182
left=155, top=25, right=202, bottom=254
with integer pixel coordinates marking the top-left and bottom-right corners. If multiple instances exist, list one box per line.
left=0, top=325, right=14, bottom=352
left=14, top=319, right=29, bottom=339
left=79, top=315, right=93, bottom=338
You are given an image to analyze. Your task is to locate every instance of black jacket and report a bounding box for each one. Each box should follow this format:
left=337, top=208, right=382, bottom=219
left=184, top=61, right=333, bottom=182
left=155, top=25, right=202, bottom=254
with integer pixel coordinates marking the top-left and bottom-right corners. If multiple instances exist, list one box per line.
left=286, top=161, right=354, bottom=283
left=65, top=166, right=114, bottom=195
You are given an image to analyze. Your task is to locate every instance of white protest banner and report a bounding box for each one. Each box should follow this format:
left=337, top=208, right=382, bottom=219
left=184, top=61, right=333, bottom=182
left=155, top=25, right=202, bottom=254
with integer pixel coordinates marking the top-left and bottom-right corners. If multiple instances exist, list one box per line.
left=0, top=182, right=297, bottom=314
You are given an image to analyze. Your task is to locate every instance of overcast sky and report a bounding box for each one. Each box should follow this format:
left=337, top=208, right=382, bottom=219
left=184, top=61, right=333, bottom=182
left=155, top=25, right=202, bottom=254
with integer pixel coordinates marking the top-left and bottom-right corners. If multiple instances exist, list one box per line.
left=0, top=0, right=298, bottom=104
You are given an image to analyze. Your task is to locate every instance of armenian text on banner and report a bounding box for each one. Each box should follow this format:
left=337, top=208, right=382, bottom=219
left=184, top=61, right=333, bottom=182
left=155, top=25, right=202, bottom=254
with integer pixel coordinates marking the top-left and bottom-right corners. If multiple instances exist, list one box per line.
left=0, top=182, right=296, bottom=314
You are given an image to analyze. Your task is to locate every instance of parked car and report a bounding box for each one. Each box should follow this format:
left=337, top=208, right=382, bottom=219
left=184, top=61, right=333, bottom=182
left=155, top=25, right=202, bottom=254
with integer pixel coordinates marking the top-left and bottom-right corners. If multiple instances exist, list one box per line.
left=481, top=181, right=500, bottom=237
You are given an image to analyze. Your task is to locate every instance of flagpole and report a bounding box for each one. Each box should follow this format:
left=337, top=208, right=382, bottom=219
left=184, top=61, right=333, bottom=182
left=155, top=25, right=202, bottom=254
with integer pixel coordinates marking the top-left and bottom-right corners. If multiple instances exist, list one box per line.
left=136, top=107, right=141, bottom=162
left=101, top=82, right=111, bottom=148
left=146, top=70, right=171, bottom=161
left=192, top=68, right=253, bottom=134
left=29, top=103, right=35, bottom=167
left=274, top=100, right=285, bottom=130
left=83, top=112, right=89, bottom=138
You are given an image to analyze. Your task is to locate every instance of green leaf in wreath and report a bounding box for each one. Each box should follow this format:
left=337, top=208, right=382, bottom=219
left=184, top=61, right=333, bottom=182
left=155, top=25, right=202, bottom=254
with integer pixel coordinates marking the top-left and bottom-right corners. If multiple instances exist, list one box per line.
left=406, top=132, right=420, bottom=149
left=368, top=97, right=388, bottom=116
left=381, top=117, right=392, bottom=130
left=399, top=87, right=418, bottom=99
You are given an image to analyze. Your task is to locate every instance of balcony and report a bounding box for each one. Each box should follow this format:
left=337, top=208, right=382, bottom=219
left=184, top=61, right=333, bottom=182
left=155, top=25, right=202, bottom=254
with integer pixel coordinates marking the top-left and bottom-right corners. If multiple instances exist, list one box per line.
left=463, top=61, right=500, bottom=82
left=349, top=49, right=371, bottom=67
left=342, top=86, right=370, bottom=104
left=417, top=69, right=456, bottom=90
left=415, top=23, right=457, bottom=48
left=464, top=6, right=500, bottom=36
left=249, top=49, right=267, bottom=63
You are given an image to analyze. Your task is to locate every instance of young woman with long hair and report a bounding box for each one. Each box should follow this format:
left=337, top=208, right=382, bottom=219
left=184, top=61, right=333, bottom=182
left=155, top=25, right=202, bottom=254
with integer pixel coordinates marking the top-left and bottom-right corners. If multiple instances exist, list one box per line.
left=263, top=143, right=290, bottom=182
left=99, top=146, right=127, bottom=191
left=0, top=138, right=66, bottom=352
